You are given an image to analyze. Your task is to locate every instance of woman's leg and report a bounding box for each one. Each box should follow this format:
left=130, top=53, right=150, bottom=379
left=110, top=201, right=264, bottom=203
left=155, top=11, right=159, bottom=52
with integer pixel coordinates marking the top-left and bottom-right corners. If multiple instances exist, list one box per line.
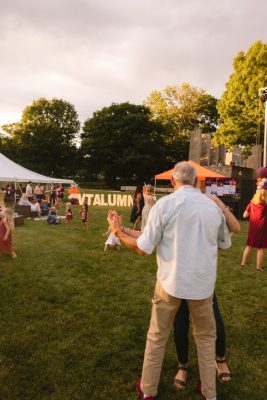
left=173, top=300, right=190, bottom=389
left=241, top=245, right=253, bottom=266
left=256, top=248, right=264, bottom=270
left=134, top=215, right=141, bottom=230
left=213, top=293, right=226, bottom=358
left=213, top=293, right=231, bottom=382
left=173, top=299, right=190, bottom=364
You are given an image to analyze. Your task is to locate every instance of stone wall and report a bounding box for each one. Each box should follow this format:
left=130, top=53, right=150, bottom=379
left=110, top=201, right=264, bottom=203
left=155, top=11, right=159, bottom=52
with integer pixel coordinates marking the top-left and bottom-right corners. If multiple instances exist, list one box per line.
left=188, top=129, right=202, bottom=163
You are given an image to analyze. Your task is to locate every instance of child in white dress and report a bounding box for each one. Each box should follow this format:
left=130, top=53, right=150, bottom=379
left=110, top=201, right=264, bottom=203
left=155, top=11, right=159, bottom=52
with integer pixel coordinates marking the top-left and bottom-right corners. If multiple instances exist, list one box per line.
left=103, top=226, right=121, bottom=251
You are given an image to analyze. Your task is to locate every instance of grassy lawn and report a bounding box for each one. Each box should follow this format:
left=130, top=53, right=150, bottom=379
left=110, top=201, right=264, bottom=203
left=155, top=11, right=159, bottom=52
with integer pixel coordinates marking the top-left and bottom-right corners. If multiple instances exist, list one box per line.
left=0, top=200, right=266, bottom=400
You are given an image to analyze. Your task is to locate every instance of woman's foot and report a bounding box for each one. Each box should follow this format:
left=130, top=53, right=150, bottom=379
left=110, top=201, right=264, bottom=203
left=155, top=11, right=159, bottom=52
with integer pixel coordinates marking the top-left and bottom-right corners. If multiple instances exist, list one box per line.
left=256, top=267, right=264, bottom=272
left=215, top=358, right=231, bottom=383
left=173, top=366, right=188, bottom=391
left=11, top=252, right=17, bottom=259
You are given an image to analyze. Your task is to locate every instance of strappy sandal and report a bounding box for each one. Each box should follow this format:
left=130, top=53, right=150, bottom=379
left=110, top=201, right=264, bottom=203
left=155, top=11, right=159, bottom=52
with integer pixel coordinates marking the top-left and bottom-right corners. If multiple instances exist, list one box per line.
left=173, top=366, right=188, bottom=391
left=256, top=267, right=264, bottom=272
left=215, top=358, right=232, bottom=383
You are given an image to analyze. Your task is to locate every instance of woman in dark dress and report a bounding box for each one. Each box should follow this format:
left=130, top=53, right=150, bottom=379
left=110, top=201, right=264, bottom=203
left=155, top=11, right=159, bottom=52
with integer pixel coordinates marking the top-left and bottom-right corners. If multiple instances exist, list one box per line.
left=241, top=187, right=267, bottom=271
left=130, top=185, right=144, bottom=230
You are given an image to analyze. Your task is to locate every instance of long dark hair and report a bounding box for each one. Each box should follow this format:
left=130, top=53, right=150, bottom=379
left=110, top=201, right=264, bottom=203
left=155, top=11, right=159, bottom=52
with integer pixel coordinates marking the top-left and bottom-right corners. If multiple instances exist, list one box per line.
left=134, top=185, right=143, bottom=199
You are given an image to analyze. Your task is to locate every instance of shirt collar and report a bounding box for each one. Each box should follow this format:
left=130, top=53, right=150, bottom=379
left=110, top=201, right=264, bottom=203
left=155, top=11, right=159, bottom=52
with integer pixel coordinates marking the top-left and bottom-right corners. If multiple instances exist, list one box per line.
left=177, top=185, right=194, bottom=192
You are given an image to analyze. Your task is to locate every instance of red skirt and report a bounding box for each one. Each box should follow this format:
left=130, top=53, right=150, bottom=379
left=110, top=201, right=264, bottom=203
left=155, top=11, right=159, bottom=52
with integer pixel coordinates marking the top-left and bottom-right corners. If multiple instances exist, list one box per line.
left=0, top=220, right=14, bottom=255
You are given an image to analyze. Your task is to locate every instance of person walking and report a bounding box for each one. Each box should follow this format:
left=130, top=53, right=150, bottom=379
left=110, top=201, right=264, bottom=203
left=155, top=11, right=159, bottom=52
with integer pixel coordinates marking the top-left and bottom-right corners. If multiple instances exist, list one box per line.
left=241, top=186, right=267, bottom=271
left=108, top=161, right=239, bottom=400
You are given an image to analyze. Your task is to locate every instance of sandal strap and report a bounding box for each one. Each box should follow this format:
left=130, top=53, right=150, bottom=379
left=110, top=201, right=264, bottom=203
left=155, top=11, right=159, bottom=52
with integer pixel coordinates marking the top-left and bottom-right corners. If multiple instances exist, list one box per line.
left=216, top=358, right=227, bottom=363
left=218, top=372, right=232, bottom=379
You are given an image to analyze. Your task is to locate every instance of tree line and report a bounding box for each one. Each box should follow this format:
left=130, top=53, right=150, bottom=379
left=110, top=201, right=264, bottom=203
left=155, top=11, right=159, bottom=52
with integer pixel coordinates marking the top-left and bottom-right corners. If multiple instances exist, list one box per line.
left=1, top=40, right=266, bottom=185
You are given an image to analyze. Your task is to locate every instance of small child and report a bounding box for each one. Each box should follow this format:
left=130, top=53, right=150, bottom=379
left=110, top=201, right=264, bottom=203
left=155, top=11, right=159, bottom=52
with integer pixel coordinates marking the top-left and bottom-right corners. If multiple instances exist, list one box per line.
left=80, top=203, right=88, bottom=230
left=47, top=206, right=61, bottom=224
left=0, top=208, right=17, bottom=258
left=65, top=202, right=73, bottom=223
left=103, top=210, right=121, bottom=251
left=103, top=212, right=121, bottom=251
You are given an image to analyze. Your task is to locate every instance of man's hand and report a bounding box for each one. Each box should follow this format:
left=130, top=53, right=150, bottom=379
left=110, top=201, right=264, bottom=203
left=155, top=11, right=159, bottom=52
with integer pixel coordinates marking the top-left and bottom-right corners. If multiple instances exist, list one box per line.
left=107, top=210, right=121, bottom=233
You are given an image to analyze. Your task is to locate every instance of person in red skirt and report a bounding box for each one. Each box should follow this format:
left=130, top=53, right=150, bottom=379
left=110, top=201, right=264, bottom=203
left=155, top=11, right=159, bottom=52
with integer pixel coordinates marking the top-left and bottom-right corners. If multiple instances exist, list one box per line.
left=0, top=208, right=17, bottom=258
left=65, top=202, right=73, bottom=223
left=241, top=184, right=267, bottom=272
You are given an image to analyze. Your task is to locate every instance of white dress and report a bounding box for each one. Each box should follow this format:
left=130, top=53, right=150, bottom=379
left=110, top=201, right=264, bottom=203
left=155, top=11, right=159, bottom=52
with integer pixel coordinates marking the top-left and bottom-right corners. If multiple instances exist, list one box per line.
left=105, top=231, right=121, bottom=246
left=141, top=194, right=156, bottom=231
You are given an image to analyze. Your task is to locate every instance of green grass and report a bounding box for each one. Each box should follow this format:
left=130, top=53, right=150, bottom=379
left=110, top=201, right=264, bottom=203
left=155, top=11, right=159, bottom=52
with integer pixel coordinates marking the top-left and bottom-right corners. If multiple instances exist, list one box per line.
left=0, top=202, right=266, bottom=400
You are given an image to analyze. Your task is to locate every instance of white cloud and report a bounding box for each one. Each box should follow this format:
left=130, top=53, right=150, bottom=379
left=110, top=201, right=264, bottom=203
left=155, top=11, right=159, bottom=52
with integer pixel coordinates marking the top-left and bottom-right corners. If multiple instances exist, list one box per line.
left=0, top=0, right=266, bottom=126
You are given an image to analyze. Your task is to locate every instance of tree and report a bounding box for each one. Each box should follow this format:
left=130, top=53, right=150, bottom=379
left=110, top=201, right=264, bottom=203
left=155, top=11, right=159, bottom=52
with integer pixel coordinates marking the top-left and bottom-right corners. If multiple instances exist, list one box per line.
left=213, top=40, right=267, bottom=150
left=1, top=98, right=81, bottom=176
left=80, top=102, right=167, bottom=184
left=144, top=83, right=219, bottom=163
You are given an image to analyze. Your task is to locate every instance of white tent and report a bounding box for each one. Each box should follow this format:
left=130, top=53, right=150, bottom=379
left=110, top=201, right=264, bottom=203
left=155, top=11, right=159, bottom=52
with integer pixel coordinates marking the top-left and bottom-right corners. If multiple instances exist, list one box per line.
left=0, top=152, right=74, bottom=184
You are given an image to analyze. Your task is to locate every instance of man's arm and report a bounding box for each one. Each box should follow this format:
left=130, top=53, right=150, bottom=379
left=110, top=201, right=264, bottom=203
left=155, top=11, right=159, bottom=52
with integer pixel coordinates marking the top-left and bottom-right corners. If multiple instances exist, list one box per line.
left=114, top=228, right=148, bottom=256
left=107, top=211, right=148, bottom=256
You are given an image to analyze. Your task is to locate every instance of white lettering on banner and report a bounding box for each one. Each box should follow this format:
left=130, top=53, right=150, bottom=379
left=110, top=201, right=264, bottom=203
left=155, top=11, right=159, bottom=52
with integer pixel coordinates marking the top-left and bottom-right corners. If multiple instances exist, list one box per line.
left=78, top=194, right=87, bottom=205
left=117, top=194, right=127, bottom=206
left=100, top=194, right=108, bottom=206
left=93, top=194, right=101, bottom=206
left=107, top=194, right=116, bottom=206
left=76, top=193, right=133, bottom=206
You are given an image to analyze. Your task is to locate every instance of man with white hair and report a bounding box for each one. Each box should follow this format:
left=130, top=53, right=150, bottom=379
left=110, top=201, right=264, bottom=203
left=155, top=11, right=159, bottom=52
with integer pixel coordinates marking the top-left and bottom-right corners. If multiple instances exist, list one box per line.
left=109, top=161, right=240, bottom=400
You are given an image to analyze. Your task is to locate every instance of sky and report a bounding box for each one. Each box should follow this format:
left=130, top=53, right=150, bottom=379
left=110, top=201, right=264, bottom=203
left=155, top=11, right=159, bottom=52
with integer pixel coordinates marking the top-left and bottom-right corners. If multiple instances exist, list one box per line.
left=0, top=0, right=266, bottom=128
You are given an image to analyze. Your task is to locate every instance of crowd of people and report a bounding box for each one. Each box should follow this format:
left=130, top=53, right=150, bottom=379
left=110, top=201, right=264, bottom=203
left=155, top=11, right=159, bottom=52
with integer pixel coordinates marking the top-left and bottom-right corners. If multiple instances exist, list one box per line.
left=0, top=164, right=267, bottom=400
left=0, top=181, right=89, bottom=257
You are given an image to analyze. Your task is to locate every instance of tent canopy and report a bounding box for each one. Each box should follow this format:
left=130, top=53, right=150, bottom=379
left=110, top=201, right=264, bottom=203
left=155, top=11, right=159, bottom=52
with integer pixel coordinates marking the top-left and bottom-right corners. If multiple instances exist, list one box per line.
left=155, top=160, right=226, bottom=181
left=0, top=152, right=74, bottom=184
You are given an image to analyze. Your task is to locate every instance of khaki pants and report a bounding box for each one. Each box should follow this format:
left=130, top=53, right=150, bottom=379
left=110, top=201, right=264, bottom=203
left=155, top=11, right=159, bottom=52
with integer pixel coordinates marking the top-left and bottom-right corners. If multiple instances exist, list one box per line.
left=141, top=280, right=216, bottom=399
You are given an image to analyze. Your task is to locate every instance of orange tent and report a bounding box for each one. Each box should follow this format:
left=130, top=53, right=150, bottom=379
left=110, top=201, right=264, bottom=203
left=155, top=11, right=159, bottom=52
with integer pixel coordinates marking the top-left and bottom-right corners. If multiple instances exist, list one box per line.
left=155, top=160, right=226, bottom=181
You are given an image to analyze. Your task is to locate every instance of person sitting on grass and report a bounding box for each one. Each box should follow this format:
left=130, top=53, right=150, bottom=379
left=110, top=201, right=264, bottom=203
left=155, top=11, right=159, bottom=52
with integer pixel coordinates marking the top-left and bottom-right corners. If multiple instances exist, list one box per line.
left=47, top=206, right=61, bottom=225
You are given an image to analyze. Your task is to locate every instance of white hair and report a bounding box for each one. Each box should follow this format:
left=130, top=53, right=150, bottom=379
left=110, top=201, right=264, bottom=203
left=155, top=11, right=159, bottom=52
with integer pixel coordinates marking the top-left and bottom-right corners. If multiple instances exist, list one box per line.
left=172, top=161, right=196, bottom=184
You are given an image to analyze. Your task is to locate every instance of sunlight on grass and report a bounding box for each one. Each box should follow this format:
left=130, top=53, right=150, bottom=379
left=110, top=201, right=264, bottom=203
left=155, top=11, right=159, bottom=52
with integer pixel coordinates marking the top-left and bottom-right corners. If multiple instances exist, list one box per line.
left=0, top=204, right=266, bottom=399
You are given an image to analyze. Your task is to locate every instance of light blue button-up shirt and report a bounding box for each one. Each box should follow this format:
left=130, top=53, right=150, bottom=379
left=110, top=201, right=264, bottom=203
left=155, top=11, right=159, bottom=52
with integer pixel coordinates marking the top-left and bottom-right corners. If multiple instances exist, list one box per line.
left=137, top=185, right=231, bottom=300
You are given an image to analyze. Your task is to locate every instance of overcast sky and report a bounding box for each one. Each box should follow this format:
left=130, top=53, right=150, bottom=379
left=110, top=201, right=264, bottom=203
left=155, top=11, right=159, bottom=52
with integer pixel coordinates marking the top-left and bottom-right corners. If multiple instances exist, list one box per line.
left=0, top=0, right=266, bottom=127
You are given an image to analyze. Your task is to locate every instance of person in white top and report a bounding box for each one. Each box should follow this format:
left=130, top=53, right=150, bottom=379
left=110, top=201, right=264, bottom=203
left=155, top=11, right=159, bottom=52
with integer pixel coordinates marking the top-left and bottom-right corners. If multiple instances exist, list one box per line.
left=108, top=161, right=240, bottom=400
left=141, top=184, right=156, bottom=231
left=26, top=182, right=33, bottom=200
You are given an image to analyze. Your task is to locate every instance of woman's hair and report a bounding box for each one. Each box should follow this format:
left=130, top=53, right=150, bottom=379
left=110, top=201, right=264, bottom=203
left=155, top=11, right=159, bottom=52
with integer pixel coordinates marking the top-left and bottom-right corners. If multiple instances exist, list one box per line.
left=3, top=208, right=14, bottom=231
left=144, top=184, right=154, bottom=195
left=252, top=189, right=267, bottom=205
left=134, top=185, right=143, bottom=198
left=172, top=161, right=196, bottom=184
left=66, top=202, right=71, bottom=208
left=83, top=203, right=88, bottom=210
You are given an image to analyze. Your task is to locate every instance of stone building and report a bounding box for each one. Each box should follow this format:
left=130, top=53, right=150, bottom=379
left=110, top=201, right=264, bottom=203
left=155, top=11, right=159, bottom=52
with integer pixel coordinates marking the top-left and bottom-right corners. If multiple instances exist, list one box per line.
left=188, top=129, right=262, bottom=172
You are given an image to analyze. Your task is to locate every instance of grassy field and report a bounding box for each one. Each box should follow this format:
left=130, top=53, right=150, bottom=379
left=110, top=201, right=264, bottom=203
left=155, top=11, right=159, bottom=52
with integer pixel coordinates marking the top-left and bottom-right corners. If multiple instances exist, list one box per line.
left=0, top=199, right=266, bottom=400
